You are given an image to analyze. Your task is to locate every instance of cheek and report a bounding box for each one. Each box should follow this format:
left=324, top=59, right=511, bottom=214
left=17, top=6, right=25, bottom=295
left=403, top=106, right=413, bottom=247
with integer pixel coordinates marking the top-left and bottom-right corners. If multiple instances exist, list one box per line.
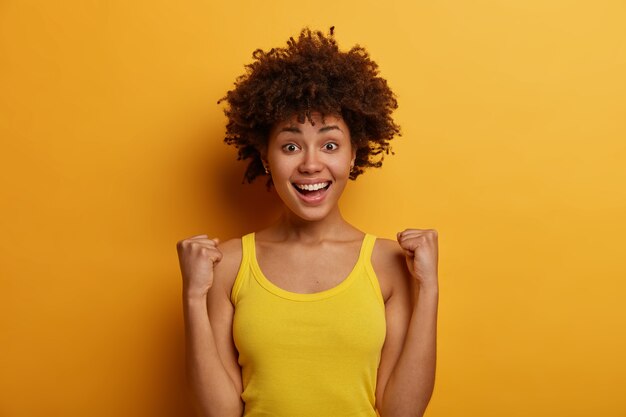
left=266, top=152, right=288, bottom=172
left=332, top=156, right=353, bottom=174
left=270, top=159, right=294, bottom=176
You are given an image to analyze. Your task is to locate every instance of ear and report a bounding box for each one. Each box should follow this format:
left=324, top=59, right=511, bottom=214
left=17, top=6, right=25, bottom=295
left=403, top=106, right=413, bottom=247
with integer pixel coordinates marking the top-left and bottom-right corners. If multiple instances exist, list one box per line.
left=258, top=146, right=268, bottom=164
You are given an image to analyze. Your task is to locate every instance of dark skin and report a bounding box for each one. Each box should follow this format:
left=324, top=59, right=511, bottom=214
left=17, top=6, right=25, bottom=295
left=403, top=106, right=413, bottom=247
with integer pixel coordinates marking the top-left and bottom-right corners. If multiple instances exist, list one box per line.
left=219, top=28, right=400, bottom=184
left=177, top=113, right=438, bottom=417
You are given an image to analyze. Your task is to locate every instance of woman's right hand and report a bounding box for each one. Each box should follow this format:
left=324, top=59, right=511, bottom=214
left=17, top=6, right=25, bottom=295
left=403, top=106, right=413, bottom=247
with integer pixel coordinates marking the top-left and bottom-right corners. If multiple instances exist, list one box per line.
left=176, top=234, right=223, bottom=298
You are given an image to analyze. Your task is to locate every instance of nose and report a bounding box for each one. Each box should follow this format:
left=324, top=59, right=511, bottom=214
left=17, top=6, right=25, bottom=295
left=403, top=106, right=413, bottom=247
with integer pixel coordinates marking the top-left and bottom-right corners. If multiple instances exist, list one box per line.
left=298, top=149, right=323, bottom=174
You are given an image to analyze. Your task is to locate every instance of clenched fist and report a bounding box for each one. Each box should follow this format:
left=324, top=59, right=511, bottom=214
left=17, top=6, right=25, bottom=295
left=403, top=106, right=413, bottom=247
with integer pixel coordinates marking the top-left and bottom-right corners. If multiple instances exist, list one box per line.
left=397, top=228, right=439, bottom=289
left=176, top=234, right=223, bottom=298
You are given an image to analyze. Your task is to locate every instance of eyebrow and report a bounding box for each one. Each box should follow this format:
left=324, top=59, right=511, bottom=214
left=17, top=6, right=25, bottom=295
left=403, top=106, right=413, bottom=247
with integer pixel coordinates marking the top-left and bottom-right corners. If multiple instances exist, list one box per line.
left=279, top=125, right=343, bottom=134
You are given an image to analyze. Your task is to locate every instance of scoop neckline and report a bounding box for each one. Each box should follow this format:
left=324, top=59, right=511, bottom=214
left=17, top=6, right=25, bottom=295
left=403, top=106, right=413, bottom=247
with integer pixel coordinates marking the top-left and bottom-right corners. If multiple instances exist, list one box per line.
left=249, top=232, right=370, bottom=301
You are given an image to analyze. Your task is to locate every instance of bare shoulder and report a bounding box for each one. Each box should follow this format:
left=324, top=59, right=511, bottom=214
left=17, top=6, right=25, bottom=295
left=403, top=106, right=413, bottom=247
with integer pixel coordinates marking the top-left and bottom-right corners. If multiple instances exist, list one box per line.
left=371, top=237, right=413, bottom=303
left=210, top=237, right=243, bottom=300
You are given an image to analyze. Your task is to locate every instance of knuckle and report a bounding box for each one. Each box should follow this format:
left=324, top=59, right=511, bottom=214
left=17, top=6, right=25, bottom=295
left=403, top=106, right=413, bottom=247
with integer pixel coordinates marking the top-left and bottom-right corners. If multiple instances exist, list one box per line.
left=178, top=239, right=192, bottom=250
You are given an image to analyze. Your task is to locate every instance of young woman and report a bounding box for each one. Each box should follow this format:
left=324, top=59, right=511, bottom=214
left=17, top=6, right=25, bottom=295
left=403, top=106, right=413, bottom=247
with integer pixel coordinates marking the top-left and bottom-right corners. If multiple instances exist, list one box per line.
left=176, top=28, right=439, bottom=417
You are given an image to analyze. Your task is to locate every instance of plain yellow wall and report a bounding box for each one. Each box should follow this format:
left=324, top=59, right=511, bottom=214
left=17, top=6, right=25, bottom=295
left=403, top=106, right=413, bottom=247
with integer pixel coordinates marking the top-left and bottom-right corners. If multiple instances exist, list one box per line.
left=1, top=1, right=625, bottom=416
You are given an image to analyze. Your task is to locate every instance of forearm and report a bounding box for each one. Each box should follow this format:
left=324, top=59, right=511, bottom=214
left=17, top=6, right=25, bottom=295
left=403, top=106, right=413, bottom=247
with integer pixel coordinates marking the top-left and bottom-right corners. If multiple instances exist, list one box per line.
left=380, top=285, right=439, bottom=417
left=183, top=296, right=243, bottom=417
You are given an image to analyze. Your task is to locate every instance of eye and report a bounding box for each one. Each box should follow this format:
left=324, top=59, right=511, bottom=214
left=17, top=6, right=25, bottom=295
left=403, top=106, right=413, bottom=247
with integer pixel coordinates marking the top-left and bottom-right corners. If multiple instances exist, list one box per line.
left=282, top=143, right=299, bottom=153
left=323, top=142, right=339, bottom=151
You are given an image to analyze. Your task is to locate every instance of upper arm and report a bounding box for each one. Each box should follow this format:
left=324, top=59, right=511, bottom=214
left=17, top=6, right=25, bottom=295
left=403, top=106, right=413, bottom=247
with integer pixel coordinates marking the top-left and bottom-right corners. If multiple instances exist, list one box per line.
left=206, top=237, right=243, bottom=394
left=372, top=238, right=416, bottom=410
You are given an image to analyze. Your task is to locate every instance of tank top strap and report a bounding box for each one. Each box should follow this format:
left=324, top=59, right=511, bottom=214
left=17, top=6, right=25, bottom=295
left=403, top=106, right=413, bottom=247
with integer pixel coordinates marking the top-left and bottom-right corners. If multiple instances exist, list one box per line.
left=230, top=232, right=253, bottom=305
left=360, top=233, right=385, bottom=307
left=360, top=233, right=377, bottom=260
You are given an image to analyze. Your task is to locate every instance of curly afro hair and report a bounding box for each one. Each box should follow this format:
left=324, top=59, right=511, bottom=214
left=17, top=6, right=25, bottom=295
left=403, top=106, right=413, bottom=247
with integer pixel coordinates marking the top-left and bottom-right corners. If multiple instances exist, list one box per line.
left=218, top=26, right=401, bottom=186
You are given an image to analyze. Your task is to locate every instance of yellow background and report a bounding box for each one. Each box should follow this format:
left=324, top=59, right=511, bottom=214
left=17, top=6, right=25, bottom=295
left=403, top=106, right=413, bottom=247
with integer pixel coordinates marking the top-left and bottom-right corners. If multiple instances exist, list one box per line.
left=1, top=1, right=625, bottom=416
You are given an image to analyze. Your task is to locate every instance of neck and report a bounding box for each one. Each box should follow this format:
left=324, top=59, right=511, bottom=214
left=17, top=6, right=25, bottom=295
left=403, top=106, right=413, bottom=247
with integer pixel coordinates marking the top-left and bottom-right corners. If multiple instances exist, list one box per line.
left=272, top=205, right=352, bottom=244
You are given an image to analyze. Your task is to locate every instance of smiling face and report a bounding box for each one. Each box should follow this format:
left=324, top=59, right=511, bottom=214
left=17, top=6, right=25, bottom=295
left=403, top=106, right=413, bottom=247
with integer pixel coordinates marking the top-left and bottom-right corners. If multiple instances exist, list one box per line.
left=265, top=112, right=356, bottom=222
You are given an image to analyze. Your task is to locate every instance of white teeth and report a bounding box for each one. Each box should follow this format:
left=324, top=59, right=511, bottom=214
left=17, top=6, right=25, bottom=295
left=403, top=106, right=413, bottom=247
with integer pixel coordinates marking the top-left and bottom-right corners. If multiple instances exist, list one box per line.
left=294, top=182, right=329, bottom=191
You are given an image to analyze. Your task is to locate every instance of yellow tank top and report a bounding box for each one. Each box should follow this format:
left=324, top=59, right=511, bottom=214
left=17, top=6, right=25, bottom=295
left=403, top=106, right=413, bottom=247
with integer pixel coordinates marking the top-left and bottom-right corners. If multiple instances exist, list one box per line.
left=231, top=232, right=386, bottom=417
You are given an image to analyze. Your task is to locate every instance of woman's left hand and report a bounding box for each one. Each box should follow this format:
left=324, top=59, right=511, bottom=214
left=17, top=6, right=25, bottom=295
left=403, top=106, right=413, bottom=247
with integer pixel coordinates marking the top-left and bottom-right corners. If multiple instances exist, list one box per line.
left=397, top=228, right=439, bottom=289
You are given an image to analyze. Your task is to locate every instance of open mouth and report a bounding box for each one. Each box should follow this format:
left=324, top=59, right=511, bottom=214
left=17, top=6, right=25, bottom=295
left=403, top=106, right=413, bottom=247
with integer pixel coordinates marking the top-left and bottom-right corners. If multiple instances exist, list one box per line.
left=291, top=181, right=332, bottom=199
